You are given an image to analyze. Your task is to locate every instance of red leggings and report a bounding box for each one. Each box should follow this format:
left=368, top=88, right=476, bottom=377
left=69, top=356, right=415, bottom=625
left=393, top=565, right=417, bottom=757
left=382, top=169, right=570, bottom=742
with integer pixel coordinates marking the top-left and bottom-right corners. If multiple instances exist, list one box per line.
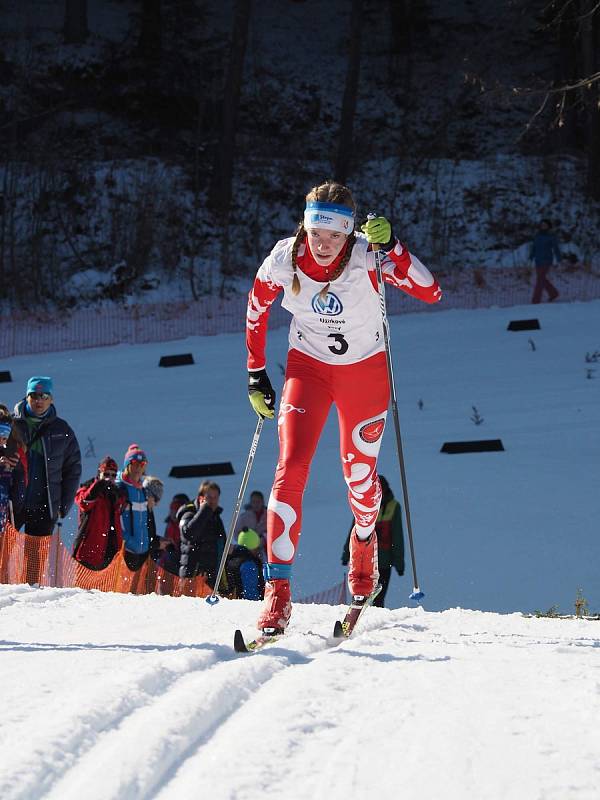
left=266, top=349, right=390, bottom=574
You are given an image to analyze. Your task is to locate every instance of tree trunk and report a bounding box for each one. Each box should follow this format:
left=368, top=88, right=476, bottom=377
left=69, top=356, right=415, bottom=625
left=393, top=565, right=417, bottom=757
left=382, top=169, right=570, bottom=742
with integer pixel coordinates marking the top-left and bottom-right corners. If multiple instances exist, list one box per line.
left=334, top=0, right=363, bottom=185
left=580, top=2, right=600, bottom=199
left=138, top=0, right=162, bottom=62
left=208, top=0, right=252, bottom=215
left=388, top=0, right=413, bottom=87
left=556, top=1, right=579, bottom=150
left=63, top=0, right=89, bottom=45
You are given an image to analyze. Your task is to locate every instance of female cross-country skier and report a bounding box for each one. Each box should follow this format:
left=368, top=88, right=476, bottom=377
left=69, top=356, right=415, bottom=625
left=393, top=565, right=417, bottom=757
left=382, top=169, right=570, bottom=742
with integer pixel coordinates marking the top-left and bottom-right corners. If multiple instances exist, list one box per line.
left=246, top=181, right=442, bottom=634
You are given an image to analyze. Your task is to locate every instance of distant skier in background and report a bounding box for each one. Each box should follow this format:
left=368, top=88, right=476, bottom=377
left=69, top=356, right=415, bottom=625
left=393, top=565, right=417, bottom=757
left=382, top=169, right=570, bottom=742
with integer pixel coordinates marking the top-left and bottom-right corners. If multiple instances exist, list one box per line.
left=245, top=180, right=441, bottom=635
left=529, top=218, right=561, bottom=304
left=341, top=475, right=404, bottom=608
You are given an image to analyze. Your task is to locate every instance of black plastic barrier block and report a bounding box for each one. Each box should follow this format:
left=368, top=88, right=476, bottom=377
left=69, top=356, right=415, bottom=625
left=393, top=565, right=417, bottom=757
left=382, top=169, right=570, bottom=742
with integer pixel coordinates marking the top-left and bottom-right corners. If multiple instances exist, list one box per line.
left=169, top=462, right=235, bottom=478
left=0, top=371, right=12, bottom=383
left=507, top=319, right=540, bottom=331
left=159, top=354, right=194, bottom=367
left=441, top=439, right=505, bottom=454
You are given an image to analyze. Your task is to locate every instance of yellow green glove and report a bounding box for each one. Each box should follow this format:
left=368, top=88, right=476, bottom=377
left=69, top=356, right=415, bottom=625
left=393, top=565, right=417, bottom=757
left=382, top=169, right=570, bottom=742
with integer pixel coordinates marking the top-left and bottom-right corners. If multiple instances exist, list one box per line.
left=248, top=369, right=275, bottom=419
left=360, top=216, right=393, bottom=247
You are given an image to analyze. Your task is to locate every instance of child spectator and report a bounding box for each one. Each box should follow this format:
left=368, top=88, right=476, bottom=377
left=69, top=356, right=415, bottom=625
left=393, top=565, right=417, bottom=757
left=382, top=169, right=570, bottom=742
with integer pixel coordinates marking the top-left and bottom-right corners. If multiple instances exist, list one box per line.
left=73, top=456, right=125, bottom=570
left=143, top=475, right=164, bottom=562
left=178, top=480, right=226, bottom=588
left=0, top=405, right=27, bottom=530
left=118, top=444, right=152, bottom=571
left=226, top=527, right=265, bottom=601
left=159, top=492, right=189, bottom=575
left=234, top=489, right=267, bottom=556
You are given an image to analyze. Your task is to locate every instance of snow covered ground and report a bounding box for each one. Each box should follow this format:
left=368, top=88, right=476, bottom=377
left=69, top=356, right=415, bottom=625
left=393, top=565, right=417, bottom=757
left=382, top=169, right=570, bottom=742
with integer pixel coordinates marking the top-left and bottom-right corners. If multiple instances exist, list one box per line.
left=1, top=586, right=599, bottom=800
left=1, top=297, right=600, bottom=797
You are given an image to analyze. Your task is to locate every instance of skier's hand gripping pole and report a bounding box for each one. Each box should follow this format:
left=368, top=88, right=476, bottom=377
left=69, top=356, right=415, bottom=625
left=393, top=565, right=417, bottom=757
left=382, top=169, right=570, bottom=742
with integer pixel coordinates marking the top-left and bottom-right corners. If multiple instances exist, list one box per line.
left=368, top=213, right=424, bottom=601
left=206, top=416, right=265, bottom=605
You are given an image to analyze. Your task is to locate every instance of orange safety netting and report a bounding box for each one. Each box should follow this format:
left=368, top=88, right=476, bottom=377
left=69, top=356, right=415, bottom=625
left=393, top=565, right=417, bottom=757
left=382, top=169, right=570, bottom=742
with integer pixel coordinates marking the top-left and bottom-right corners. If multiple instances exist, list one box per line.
left=0, top=522, right=212, bottom=597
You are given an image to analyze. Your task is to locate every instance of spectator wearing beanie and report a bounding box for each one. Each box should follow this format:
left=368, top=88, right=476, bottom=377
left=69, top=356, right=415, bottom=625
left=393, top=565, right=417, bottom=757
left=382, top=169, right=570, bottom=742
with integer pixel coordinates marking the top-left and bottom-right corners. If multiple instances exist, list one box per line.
left=226, top=527, right=265, bottom=601
left=0, top=404, right=27, bottom=531
left=118, top=444, right=150, bottom=571
left=13, top=376, right=81, bottom=536
left=143, top=475, right=164, bottom=562
left=73, top=456, right=125, bottom=570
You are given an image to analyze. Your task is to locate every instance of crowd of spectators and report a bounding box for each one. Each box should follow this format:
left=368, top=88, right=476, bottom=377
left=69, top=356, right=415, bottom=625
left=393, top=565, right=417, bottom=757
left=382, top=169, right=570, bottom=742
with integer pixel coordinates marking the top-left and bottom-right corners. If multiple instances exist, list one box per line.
left=0, top=374, right=266, bottom=600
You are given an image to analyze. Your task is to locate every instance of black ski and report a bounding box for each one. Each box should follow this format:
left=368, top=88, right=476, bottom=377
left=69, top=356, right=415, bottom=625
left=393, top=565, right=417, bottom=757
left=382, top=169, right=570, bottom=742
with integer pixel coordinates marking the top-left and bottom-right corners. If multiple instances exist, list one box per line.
left=333, top=585, right=382, bottom=639
left=234, top=627, right=285, bottom=653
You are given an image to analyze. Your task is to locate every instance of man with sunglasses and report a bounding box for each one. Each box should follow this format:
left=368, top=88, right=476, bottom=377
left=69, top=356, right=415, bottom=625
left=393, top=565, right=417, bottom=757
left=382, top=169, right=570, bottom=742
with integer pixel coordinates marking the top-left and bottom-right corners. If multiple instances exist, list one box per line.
left=13, top=376, right=81, bottom=537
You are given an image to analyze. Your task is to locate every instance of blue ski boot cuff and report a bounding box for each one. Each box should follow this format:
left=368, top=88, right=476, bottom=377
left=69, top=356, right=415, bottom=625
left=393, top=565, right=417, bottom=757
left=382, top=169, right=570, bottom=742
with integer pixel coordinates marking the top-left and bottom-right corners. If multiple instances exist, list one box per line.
left=264, top=562, right=292, bottom=581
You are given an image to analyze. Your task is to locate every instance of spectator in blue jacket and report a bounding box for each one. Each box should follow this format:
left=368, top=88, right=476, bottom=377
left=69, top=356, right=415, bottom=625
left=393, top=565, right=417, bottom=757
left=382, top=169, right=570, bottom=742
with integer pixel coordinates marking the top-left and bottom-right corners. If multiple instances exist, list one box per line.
left=118, top=443, right=154, bottom=570
left=13, top=377, right=81, bottom=536
left=529, top=218, right=561, bottom=304
left=226, top=527, right=265, bottom=601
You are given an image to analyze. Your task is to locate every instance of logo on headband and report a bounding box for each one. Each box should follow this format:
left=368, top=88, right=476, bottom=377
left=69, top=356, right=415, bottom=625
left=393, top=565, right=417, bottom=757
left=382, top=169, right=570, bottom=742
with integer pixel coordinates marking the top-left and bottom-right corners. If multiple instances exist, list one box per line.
left=312, top=291, right=343, bottom=316
left=310, top=212, right=334, bottom=225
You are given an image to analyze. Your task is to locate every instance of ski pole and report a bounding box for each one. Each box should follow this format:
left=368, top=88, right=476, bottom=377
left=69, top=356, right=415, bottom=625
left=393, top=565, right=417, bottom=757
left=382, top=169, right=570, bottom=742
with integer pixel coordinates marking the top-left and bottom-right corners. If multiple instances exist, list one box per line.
left=369, top=216, right=424, bottom=601
left=206, top=416, right=265, bottom=605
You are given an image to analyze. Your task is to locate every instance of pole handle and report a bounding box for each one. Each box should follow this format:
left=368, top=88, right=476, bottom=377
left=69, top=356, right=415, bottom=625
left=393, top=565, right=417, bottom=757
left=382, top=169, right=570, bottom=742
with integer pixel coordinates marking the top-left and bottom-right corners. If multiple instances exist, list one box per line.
left=367, top=212, right=380, bottom=251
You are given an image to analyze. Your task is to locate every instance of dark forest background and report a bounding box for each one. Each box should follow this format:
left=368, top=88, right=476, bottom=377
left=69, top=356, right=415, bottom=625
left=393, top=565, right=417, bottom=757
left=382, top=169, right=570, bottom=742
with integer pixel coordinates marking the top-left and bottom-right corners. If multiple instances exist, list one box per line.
left=1, top=0, right=599, bottom=307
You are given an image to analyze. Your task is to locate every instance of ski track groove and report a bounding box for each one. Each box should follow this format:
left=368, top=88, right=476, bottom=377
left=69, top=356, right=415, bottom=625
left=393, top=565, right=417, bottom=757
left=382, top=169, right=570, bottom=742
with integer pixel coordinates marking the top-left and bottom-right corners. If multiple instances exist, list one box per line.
left=23, top=622, right=378, bottom=800
left=0, top=646, right=227, bottom=800
left=46, top=629, right=347, bottom=800
left=150, top=622, right=390, bottom=800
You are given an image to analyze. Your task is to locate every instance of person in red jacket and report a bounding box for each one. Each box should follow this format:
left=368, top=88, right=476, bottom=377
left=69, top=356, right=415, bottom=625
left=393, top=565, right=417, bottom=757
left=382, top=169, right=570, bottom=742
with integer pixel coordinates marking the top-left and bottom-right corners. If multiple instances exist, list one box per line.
left=0, top=404, right=27, bottom=530
left=73, top=456, right=125, bottom=570
left=246, top=180, right=441, bottom=634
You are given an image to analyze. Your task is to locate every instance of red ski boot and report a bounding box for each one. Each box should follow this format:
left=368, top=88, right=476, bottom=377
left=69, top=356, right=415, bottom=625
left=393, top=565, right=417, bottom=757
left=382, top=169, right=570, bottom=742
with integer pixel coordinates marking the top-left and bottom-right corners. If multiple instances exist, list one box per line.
left=348, top=528, right=379, bottom=598
left=256, top=579, right=292, bottom=633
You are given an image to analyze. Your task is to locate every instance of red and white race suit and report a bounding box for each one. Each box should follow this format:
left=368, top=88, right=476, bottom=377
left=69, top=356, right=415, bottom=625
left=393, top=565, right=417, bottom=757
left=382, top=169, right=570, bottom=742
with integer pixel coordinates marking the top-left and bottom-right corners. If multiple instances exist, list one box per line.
left=246, top=233, right=441, bottom=574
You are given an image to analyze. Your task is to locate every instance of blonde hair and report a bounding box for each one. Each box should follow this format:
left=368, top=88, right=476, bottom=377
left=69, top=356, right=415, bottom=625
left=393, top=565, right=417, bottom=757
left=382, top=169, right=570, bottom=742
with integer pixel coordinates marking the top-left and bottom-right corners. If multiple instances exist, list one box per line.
left=292, top=181, right=357, bottom=301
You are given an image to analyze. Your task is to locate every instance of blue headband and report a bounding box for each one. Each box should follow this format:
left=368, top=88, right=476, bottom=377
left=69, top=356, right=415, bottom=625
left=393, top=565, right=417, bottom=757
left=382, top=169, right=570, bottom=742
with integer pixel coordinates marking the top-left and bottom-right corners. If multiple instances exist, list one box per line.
left=0, top=422, right=11, bottom=438
left=304, top=201, right=354, bottom=234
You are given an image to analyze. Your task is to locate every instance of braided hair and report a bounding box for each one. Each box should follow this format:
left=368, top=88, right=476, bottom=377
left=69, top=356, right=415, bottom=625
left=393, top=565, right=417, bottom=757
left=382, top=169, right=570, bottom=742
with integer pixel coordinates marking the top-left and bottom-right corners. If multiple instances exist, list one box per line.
left=291, top=181, right=357, bottom=301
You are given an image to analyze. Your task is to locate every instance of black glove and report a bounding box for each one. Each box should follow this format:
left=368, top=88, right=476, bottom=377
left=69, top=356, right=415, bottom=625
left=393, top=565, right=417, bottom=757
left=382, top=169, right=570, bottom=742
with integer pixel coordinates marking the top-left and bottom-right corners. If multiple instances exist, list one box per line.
left=248, top=369, right=276, bottom=419
left=88, top=479, right=109, bottom=499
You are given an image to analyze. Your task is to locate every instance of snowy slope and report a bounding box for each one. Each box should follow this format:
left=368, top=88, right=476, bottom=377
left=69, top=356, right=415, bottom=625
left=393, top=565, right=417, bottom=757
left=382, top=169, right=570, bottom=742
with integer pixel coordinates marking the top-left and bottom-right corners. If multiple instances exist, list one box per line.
left=0, top=585, right=599, bottom=800
left=1, top=299, right=599, bottom=615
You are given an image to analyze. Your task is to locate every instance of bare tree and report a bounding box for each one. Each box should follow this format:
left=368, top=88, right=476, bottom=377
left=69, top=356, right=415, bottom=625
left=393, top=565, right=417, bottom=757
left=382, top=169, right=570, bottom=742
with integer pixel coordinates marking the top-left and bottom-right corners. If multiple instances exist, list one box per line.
left=138, top=0, right=162, bottom=62
left=208, top=0, right=252, bottom=289
left=580, top=0, right=600, bottom=199
left=63, top=0, right=89, bottom=45
left=208, top=0, right=252, bottom=214
left=334, top=0, right=363, bottom=184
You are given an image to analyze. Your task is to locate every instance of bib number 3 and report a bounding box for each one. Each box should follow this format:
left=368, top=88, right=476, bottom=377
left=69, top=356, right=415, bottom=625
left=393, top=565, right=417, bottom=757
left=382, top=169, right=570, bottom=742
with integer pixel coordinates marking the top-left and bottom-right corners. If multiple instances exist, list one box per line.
left=328, top=333, right=349, bottom=356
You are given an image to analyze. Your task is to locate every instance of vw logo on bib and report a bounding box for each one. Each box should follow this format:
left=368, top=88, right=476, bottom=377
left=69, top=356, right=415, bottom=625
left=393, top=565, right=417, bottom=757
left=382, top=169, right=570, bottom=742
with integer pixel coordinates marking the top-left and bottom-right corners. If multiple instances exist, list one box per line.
left=311, top=291, right=343, bottom=316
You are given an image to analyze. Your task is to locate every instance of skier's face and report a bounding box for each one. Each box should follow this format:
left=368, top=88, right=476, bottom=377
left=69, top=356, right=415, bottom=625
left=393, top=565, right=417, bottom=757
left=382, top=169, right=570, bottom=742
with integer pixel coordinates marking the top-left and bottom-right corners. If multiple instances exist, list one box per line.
left=306, top=228, right=348, bottom=266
